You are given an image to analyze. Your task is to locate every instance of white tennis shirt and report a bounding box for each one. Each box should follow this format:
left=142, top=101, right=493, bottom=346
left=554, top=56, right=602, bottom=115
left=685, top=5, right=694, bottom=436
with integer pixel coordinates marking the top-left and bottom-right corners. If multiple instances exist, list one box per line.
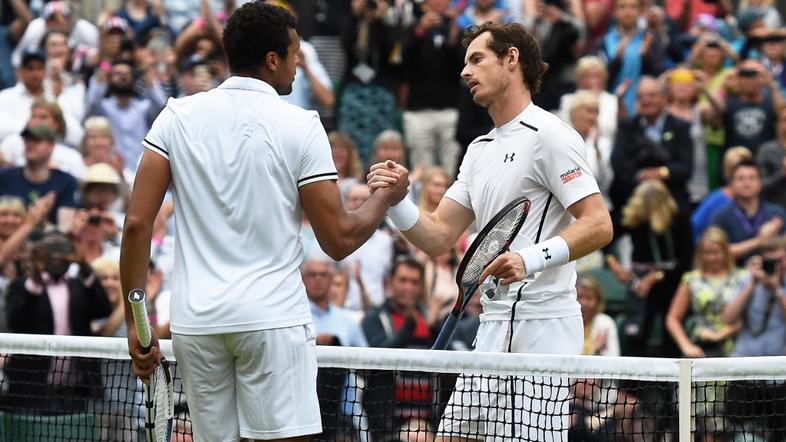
left=444, top=102, right=600, bottom=322
left=143, top=77, right=337, bottom=335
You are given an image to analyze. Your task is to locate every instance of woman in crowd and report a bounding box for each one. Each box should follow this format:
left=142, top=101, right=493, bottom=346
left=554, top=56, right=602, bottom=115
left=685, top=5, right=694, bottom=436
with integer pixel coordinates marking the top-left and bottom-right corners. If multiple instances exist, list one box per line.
left=568, top=90, right=613, bottom=202
left=666, top=227, right=744, bottom=441
left=81, top=116, right=135, bottom=184
left=615, top=180, right=694, bottom=357
left=329, top=131, right=362, bottom=198
left=558, top=55, right=619, bottom=141
left=416, top=166, right=450, bottom=213
left=40, top=28, right=86, bottom=142
left=579, top=275, right=621, bottom=357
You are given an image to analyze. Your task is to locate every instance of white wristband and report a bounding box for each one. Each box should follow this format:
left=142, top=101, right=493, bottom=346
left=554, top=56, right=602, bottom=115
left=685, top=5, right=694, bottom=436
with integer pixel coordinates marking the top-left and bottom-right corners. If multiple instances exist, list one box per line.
left=514, top=235, right=570, bottom=276
left=388, top=197, right=420, bottom=231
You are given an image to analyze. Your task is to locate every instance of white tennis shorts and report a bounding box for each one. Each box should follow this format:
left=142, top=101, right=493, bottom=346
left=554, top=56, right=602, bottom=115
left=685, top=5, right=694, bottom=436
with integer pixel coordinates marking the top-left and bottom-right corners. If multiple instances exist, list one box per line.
left=437, top=316, right=583, bottom=441
left=172, top=324, right=321, bottom=441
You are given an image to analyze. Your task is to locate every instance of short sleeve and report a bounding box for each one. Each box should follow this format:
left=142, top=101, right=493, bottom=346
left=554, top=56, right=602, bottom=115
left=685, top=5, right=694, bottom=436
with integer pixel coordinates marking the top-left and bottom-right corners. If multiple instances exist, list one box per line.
left=297, top=113, right=337, bottom=187
left=533, top=126, right=600, bottom=209
left=142, top=103, right=176, bottom=160
left=444, top=148, right=474, bottom=211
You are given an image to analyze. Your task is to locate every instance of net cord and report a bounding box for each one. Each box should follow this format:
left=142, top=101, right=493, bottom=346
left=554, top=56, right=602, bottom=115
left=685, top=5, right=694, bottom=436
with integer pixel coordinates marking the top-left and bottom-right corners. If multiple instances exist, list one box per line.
left=2, top=333, right=785, bottom=381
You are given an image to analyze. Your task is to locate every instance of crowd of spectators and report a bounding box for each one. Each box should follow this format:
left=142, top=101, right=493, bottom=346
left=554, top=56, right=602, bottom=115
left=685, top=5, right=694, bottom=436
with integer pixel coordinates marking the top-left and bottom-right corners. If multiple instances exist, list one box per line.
left=1, top=0, right=786, bottom=440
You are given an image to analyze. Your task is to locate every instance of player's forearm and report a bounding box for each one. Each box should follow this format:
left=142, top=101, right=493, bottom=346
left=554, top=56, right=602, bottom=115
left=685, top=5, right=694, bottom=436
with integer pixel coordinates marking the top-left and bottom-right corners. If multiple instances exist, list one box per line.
left=120, top=216, right=154, bottom=327
left=400, top=211, right=459, bottom=258
left=329, top=195, right=390, bottom=260
left=560, top=207, right=613, bottom=261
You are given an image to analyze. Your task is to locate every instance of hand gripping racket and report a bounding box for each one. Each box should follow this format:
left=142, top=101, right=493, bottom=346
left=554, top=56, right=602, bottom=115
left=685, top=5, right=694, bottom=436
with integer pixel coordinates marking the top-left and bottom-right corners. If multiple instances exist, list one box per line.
left=129, top=288, right=174, bottom=442
left=431, top=196, right=531, bottom=350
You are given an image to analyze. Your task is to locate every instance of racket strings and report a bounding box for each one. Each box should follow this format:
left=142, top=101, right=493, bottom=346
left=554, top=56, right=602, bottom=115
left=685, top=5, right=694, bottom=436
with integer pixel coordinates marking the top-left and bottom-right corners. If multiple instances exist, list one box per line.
left=151, top=360, right=174, bottom=442
left=461, top=203, right=528, bottom=287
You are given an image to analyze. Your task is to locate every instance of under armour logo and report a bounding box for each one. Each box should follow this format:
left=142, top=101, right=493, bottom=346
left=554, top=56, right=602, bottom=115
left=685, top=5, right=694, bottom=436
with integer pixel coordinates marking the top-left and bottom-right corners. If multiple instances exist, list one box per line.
left=542, top=248, right=551, bottom=260
left=504, top=153, right=515, bottom=163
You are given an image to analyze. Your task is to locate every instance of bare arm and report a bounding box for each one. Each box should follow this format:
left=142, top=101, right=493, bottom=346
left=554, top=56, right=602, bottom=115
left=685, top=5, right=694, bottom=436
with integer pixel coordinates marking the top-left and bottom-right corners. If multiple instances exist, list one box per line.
left=300, top=174, right=408, bottom=261
left=0, top=193, right=54, bottom=264
left=120, top=150, right=170, bottom=380
left=481, top=193, right=613, bottom=284
left=7, top=0, right=33, bottom=42
left=665, top=282, right=705, bottom=357
left=397, top=198, right=475, bottom=258
left=301, top=63, right=335, bottom=108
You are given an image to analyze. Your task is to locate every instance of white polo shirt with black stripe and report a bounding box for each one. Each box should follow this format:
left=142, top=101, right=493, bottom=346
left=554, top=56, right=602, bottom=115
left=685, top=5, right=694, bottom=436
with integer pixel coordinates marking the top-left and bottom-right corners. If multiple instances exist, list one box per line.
left=143, top=76, right=337, bottom=335
left=445, top=102, right=600, bottom=322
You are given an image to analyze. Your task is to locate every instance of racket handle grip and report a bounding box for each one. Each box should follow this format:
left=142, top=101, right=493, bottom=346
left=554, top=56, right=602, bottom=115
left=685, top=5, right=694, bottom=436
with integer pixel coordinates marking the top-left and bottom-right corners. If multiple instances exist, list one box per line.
left=431, top=313, right=459, bottom=350
left=128, top=289, right=152, bottom=350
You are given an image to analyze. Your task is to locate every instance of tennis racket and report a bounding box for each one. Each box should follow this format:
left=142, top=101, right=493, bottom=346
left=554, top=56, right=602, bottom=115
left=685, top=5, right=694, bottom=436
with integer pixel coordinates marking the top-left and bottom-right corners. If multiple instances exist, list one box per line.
left=129, top=288, right=174, bottom=442
left=431, top=196, right=531, bottom=350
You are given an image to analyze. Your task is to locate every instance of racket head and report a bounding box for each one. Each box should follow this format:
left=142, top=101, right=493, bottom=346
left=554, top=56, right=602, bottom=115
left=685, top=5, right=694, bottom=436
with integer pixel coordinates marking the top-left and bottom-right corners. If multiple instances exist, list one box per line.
left=453, top=196, right=531, bottom=311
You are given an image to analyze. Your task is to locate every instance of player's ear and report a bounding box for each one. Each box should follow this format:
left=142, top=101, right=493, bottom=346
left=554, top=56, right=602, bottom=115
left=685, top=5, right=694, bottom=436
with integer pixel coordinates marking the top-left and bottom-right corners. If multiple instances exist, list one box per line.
left=264, top=51, right=278, bottom=72
left=506, top=47, right=519, bottom=70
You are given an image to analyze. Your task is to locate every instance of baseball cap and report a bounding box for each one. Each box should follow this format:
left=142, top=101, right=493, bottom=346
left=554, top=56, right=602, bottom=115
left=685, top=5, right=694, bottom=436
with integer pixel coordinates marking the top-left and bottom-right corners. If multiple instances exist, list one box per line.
left=21, top=125, right=57, bottom=142
left=104, top=16, right=130, bottom=34
left=83, top=163, right=121, bottom=186
left=693, top=13, right=717, bottom=33
left=42, top=1, right=72, bottom=20
left=670, top=68, right=696, bottom=84
left=20, top=48, right=46, bottom=67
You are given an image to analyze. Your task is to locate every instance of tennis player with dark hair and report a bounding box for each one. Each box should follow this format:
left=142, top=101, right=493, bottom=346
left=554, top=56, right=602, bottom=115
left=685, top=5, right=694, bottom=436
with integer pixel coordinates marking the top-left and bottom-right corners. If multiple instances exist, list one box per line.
left=369, top=22, right=613, bottom=441
left=120, top=3, right=408, bottom=442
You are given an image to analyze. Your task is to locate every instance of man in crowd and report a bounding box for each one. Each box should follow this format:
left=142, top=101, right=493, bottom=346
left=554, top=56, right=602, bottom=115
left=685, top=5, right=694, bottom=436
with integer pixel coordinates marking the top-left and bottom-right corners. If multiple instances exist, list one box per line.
left=710, top=160, right=786, bottom=265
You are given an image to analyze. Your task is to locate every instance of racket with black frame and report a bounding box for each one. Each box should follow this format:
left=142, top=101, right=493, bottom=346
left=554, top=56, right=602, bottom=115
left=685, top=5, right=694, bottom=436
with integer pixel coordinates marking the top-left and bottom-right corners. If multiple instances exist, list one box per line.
left=431, top=196, right=531, bottom=350
left=129, top=288, right=174, bottom=442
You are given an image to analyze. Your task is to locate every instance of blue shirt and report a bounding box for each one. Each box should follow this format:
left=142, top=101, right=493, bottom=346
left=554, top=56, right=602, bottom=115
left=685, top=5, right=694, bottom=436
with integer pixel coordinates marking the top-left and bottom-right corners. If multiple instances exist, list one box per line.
left=691, top=188, right=732, bottom=244
left=710, top=201, right=786, bottom=265
left=0, top=167, right=78, bottom=224
left=310, top=302, right=368, bottom=347
left=732, top=275, right=786, bottom=357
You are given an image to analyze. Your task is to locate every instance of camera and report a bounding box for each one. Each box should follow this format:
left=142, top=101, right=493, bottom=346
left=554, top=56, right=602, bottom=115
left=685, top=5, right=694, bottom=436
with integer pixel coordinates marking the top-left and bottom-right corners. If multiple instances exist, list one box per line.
left=88, top=215, right=102, bottom=225
left=762, top=258, right=779, bottom=275
left=738, top=68, right=759, bottom=78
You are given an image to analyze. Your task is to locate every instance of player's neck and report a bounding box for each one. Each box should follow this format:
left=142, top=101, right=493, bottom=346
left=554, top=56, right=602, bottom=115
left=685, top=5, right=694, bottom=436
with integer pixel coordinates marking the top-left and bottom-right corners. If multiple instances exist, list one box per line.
left=488, top=85, right=531, bottom=128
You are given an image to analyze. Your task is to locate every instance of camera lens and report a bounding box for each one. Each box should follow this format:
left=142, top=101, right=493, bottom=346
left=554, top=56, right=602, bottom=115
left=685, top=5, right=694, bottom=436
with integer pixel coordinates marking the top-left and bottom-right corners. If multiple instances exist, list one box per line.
left=88, top=215, right=102, bottom=225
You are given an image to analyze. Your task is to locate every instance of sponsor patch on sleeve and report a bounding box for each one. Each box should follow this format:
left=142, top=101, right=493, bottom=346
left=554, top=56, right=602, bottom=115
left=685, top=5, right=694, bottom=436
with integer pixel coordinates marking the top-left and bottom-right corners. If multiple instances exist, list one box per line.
left=560, top=167, right=582, bottom=184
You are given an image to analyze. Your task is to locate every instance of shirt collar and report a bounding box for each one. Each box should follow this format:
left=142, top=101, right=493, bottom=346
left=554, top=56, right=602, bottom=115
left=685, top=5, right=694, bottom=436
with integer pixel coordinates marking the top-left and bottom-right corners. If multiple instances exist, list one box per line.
left=497, top=101, right=535, bottom=133
left=309, top=301, right=332, bottom=316
left=218, top=76, right=279, bottom=97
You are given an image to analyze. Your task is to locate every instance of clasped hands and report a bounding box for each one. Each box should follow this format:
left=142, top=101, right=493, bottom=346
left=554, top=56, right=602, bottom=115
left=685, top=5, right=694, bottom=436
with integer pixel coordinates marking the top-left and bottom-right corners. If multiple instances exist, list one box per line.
left=367, top=160, right=411, bottom=206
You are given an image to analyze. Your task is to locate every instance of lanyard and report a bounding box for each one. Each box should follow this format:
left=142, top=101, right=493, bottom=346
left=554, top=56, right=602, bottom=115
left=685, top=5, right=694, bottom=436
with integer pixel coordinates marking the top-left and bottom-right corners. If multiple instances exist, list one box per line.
left=731, top=203, right=764, bottom=237
left=648, top=228, right=674, bottom=265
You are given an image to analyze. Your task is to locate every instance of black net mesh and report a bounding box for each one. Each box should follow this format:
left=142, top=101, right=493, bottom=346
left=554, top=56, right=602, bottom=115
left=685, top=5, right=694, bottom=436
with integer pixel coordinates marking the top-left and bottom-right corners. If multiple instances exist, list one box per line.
left=5, top=353, right=784, bottom=442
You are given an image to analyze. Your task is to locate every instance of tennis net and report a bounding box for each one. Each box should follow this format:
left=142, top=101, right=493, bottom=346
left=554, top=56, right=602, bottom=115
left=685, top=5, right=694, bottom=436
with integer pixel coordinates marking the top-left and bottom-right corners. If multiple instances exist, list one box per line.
left=0, top=333, right=785, bottom=441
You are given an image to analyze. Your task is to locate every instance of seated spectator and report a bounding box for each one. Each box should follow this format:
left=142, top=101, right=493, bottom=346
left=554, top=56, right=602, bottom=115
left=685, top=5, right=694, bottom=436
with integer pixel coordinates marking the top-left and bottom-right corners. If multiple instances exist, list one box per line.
left=691, top=146, right=753, bottom=243
left=752, top=27, right=786, bottom=93
left=329, top=131, right=362, bottom=199
left=722, top=235, right=786, bottom=440
left=615, top=180, right=694, bottom=357
left=81, top=116, right=134, bottom=184
left=739, top=0, right=782, bottom=29
left=578, top=275, right=620, bottom=357
left=2, top=231, right=111, bottom=412
left=11, top=1, right=99, bottom=68
left=714, top=59, right=782, bottom=157
left=40, top=28, right=86, bottom=137
left=709, top=159, right=786, bottom=265
left=111, top=0, right=166, bottom=45
left=0, top=49, right=82, bottom=144
left=369, top=129, right=409, bottom=174
left=339, top=183, right=394, bottom=311
left=597, top=0, right=664, bottom=115
left=568, top=90, right=614, bottom=203
left=0, top=194, right=53, bottom=332
left=689, top=34, right=736, bottom=189
left=80, top=162, right=125, bottom=221
left=1, top=99, right=87, bottom=179
left=361, top=257, right=434, bottom=440
left=666, top=227, right=745, bottom=358
left=756, top=105, right=786, bottom=209
left=416, top=165, right=450, bottom=213
left=303, top=257, right=368, bottom=440
left=0, top=124, right=78, bottom=230
left=68, top=206, right=120, bottom=264
left=86, top=58, right=166, bottom=171
left=176, top=55, right=215, bottom=97
left=610, top=76, right=693, bottom=222
left=558, top=55, right=620, bottom=142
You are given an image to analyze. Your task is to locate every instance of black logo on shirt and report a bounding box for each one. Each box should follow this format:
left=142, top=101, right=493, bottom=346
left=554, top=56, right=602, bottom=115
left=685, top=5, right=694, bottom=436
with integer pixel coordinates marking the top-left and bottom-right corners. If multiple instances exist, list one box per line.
left=504, top=153, right=516, bottom=163
left=543, top=248, right=552, bottom=260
